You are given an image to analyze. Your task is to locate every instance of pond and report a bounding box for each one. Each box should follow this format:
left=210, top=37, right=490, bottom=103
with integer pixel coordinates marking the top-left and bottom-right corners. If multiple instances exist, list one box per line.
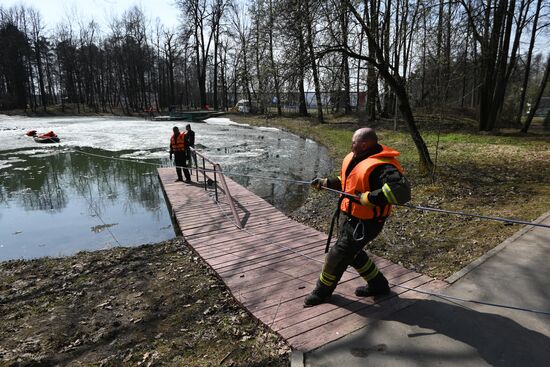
left=0, top=115, right=332, bottom=261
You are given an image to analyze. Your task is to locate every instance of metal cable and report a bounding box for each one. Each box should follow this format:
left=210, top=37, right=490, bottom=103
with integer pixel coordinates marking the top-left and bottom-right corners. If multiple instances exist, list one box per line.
left=84, top=195, right=122, bottom=247
left=73, top=148, right=550, bottom=229
left=402, top=203, right=550, bottom=228
left=79, top=176, right=122, bottom=248
left=71, top=147, right=550, bottom=315
left=212, top=189, right=550, bottom=317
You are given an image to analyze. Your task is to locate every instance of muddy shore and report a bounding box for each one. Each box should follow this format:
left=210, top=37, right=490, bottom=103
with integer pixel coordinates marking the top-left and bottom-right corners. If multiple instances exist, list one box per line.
left=0, top=239, right=290, bottom=366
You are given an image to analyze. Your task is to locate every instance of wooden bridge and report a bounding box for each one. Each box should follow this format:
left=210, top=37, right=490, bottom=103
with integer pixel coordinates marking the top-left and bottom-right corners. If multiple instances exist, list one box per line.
left=158, top=150, right=447, bottom=352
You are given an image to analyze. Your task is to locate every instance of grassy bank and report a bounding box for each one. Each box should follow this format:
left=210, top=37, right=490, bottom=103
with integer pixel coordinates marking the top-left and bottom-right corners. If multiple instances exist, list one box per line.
left=231, top=113, right=550, bottom=279
left=0, top=239, right=290, bottom=366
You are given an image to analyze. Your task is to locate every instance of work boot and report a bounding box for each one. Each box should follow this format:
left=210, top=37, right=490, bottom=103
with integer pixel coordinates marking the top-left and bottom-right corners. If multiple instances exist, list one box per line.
left=355, top=273, right=390, bottom=297
left=304, top=281, right=334, bottom=307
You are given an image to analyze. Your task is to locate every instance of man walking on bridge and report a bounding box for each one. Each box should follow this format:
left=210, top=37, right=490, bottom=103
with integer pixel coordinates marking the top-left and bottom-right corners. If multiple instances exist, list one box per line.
left=169, top=126, right=191, bottom=182
left=306, top=127, right=411, bottom=306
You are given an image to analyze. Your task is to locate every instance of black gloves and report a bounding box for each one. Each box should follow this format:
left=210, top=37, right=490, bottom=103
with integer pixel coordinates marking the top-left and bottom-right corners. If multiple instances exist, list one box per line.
left=310, top=178, right=327, bottom=190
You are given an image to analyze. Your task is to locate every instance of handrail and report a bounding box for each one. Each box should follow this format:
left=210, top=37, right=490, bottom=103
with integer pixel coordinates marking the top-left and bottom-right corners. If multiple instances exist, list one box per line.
left=189, top=147, right=241, bottom=229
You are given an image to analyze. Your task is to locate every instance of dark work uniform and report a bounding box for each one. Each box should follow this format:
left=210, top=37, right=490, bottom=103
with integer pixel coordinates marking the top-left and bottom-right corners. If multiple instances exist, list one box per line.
left=184, top=129, right=196, bottom=169
left=306, top=144, right=411, bottom=305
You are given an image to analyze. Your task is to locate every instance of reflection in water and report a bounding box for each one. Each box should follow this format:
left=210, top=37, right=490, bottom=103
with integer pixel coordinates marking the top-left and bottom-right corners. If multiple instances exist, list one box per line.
left=0, top=117, right=332, bottom=261
left=1, top=148, right=164, bottom=214
left=0, top=147, right=172, bottom=261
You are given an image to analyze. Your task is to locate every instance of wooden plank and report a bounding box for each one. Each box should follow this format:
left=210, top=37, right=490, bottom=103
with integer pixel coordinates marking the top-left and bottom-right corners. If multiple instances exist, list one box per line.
left=202, top=234, right=325, bottom=261
left=192, top=227, right=324, bottom=254
left=216, top=243, right=327, bottom=276
left=278, top=275, right=434, bottom=343
left=258, top=269, right=421, bottom=331
left=288, top=278, right=446, bottom=352
left=157, top=167, right=448, bottom=353
left=248, top=265, right=417, bottom=318
left=209, top=237, right=325, bottom=270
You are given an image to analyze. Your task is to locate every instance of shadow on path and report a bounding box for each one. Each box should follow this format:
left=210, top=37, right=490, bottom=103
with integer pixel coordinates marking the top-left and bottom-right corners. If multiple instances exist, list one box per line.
left=310, top=298, right=550, bottom=366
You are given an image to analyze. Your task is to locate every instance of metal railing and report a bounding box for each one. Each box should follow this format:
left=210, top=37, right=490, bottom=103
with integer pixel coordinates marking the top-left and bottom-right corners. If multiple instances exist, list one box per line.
left=189, top=147, right=241, bottom=229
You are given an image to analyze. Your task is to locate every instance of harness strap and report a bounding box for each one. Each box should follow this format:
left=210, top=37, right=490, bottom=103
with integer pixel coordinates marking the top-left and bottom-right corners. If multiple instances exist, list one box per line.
left=325, top=195, right=345, bottom=253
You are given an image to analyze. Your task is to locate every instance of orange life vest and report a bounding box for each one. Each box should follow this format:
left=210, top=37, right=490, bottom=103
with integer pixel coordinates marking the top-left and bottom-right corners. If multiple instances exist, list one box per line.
left=170, top=133, right=186, bottom=151
left=340, top=145, right=404, bottom=220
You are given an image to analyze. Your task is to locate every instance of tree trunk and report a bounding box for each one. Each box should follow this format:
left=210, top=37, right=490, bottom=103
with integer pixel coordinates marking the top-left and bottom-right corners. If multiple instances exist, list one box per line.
left=194, top=23, right=207, bottom=108
left=297, top=10, right=308, bottom=117
left=27, top=59, right=36, bottom=111
left=516, top=0, right=542, bottom=126
left=462, top=0, right=525, bottom=131
left=213, top=24, right=219, bottom=110
left=346, top=0, right=433, bottom=170
left=381, top=0, right=392, bottom=117
left=45, top=50, right=55, bottom=103
left=221, top=44, right=227, bottom=110
left=521, top=54, right=550, bottom=133
left=34, top=40, right=47, bottom=111
left=242, top=37, right=253, bottom=110
left=356, top=4, right=366, bottom=113
left=366, top=0, right=377, bottom=120
left=340, top=1, right=351, bottom=114
left=254, top=17, right=264, bottom=114
left=420, top=2, right=426, bottom=105
left=269, top=0, right=282, bottom=116
left=304, top=0, right=324, bottom=123
left=298, top=77, right=308, bottom=116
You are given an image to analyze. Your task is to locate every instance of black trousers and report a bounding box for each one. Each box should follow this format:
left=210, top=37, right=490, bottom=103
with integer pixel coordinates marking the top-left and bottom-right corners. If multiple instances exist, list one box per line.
left=319, top=216, right=385, bottom=290
left=174, top=151, right=191, bottom=181
left=186, top=149, right=197, bottom=170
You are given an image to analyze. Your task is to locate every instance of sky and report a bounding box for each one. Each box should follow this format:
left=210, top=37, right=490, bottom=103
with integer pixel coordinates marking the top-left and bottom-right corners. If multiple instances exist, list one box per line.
left=1, top=0, right=181, bottom=32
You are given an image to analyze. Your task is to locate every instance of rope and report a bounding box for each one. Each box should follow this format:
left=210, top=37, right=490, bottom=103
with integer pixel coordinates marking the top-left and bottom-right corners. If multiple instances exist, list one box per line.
left=34, top=148, right=124, bottom=247
left=72, top=148, right=550, bottom=229
left=65, top=147, right=550, bottom=315
left=84, top=194, right=122, bottom=247
left=402, top=203, right=550, bottom=228
left=78, top=175, right=122, bottom=248
left=212, top=189, right=550, bottom=317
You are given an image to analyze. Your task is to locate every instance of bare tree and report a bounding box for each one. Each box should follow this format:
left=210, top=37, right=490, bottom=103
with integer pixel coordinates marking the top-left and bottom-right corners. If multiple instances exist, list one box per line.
left=522, top=53, right=550, bottom=132
left=177, top=0, right=215, bottom=108
left=29, top=8, right=47, bottom=111
left=304, top=0, right=324, bottom=123
left=461, top=0, right=531, bottom=130
left=230, top=3, right=253, bottom=108
left=268, top=0, right=282, bottom=115
left=516, top=0, right=543, bottom=126
left=325, top=0, right=433, bottom=170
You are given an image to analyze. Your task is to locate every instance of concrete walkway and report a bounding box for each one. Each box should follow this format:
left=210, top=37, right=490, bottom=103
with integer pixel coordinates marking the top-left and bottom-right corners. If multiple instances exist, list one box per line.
left=302, top=211, right=550, bottom=367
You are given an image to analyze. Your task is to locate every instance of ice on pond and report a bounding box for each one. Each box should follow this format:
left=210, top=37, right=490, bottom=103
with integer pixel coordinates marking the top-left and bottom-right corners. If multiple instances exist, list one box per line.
left=204, top=117, right=250, bottom=128
left=0, top=115, right=332, bottom=261
left=0, top=161, right=12, bottom=170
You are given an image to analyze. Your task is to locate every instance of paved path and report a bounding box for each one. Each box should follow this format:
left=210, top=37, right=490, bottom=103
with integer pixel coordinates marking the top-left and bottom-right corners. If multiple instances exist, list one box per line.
left=304, top=212, right=550, bottom=367
left=157, top=167, right=446, bottom=352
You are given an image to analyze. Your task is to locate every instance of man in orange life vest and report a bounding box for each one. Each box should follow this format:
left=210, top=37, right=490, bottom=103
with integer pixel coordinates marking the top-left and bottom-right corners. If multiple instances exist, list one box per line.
left=305, top=127, right=411, bottom=306
left=169, top=126, right=191, bottom=182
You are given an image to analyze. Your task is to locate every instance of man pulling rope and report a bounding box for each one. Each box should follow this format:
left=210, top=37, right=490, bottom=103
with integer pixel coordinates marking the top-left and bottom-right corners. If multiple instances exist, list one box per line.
left=305, top=127, right=412, bottom=307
